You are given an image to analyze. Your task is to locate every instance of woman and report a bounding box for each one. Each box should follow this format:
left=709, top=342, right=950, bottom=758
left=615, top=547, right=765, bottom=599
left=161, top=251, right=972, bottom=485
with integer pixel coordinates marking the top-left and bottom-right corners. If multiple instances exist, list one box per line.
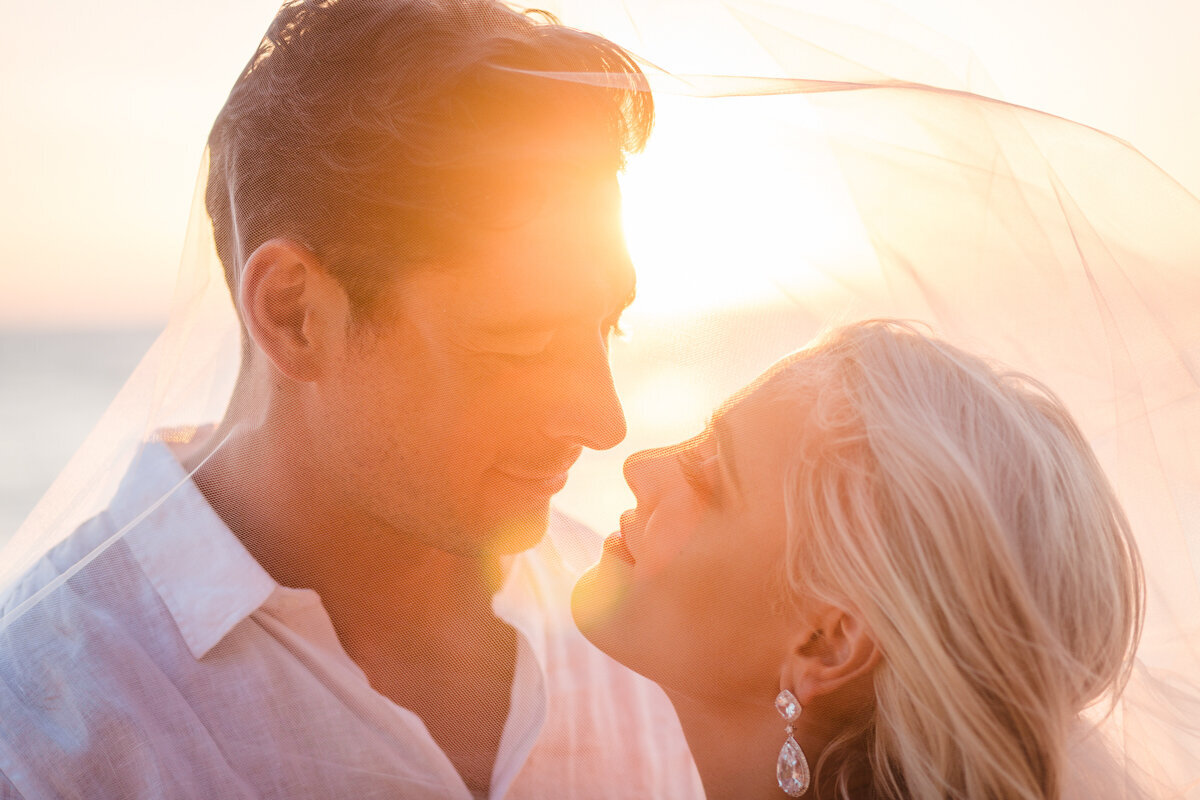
left=573, top=319, right=1145, bottom=799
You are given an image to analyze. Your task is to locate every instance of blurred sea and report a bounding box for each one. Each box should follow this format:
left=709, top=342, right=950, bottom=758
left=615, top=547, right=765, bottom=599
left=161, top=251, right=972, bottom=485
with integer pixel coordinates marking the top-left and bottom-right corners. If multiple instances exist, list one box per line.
left=0, top=328, right=161, bottom=545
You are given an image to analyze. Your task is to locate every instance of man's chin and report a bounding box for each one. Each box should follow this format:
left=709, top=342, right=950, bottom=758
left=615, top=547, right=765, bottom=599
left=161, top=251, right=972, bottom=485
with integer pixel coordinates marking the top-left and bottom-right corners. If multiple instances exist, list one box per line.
left=480, top=503, right=552, bottom=556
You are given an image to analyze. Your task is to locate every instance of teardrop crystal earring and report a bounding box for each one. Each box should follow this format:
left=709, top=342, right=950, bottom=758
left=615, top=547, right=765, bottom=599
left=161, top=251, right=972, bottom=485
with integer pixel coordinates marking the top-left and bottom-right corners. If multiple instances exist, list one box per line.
left=775, top=689, right=811, bottom=797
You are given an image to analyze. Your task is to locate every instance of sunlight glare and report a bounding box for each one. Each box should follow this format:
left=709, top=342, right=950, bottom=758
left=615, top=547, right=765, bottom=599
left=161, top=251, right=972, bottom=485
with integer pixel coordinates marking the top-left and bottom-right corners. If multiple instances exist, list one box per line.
left=623, top=366, right=711, bottom=440
left=619, top=94, right=866, bottom=319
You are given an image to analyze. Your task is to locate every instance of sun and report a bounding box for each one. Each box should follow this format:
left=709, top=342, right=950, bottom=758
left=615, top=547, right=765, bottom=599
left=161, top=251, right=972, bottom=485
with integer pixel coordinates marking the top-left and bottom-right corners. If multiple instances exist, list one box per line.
left=618, top=93, right=870, bottom=321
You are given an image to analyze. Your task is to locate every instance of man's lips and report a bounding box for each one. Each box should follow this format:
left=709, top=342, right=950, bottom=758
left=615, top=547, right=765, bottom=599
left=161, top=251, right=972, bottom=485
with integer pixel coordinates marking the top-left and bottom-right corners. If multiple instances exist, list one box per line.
left=492, top=451, right=581, bottom=493
left=493, top=466, right=571, bottom=493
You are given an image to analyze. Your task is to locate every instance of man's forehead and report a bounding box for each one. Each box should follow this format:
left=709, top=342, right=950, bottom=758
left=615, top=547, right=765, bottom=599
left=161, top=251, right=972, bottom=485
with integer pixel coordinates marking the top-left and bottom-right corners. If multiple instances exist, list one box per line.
left=400, top=179, right=635, bottom=326
left=447, top=254, right=635, bottom=330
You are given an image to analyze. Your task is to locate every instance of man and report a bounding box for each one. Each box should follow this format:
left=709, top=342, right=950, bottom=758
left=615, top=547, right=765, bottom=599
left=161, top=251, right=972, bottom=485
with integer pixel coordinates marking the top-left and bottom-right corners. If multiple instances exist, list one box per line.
left=0, top=1, right=700, bottom=797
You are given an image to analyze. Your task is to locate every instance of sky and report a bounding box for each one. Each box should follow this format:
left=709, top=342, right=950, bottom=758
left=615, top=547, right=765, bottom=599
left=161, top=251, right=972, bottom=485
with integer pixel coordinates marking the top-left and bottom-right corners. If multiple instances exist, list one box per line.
left=1, top=0, right=1197, bottom=327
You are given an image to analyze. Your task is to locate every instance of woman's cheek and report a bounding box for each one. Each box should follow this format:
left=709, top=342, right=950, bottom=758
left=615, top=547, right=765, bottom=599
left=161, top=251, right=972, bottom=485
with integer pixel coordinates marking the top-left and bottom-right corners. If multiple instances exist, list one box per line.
left=639, top=501, right=706, bottom=576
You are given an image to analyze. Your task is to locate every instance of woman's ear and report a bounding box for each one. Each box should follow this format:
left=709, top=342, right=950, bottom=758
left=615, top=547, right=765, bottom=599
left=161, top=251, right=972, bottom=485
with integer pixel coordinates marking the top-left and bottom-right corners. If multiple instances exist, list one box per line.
left=238, top=239, right=349, bottom=383
left=780, top=607, right=880, bottom=708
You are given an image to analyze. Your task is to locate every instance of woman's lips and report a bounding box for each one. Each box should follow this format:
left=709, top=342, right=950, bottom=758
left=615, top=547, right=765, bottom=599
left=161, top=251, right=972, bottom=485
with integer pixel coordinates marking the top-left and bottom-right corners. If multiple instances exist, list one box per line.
left=603, top=532, right=636, bottom=565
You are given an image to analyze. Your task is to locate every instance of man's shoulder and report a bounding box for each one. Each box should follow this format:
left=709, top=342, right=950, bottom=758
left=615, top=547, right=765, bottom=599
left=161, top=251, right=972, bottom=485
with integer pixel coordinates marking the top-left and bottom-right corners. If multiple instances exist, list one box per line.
left=0, top=507, right=178, bottom=698
left=0, top=513, right=198, bottom=798
left=0, top=439, right=190, bottom=620
left=1, top=507, right=123, bottom=615
left=0, top=499, right=276, bottom=799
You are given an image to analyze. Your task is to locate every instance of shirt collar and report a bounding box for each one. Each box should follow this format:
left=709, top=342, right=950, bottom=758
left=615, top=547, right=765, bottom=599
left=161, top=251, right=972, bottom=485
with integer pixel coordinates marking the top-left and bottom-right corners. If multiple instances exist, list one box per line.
left=492, top=550, right=548, bottom=667
left=493, top=508, right=598, bottom=670
left=115, top=439, right=277, bottom=660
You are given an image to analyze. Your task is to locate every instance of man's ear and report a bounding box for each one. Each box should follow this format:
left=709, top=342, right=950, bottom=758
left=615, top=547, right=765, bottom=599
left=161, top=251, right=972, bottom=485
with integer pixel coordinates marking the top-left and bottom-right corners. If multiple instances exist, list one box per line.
left=238, top=239, right=349, bottom=383
left=780, top=606, right=880, bottom=707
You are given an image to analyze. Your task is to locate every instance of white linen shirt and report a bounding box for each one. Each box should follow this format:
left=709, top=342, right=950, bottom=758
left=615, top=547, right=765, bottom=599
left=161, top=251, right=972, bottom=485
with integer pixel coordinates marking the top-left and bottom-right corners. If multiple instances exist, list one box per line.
left=0, top=443, right=703, bottom=799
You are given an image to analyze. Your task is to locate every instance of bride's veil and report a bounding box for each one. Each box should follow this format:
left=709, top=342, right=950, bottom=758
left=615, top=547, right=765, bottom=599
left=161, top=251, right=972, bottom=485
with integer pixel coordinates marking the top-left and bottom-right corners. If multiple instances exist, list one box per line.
left=4, top=0, right=1198, bottom=794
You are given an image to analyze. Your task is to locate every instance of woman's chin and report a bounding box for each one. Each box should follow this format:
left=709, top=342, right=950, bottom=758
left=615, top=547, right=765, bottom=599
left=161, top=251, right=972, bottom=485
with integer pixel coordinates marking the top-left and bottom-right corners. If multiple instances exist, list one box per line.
left=571, top=560, right=695, bottom=694
left=570, top=556, right=634, bottom=654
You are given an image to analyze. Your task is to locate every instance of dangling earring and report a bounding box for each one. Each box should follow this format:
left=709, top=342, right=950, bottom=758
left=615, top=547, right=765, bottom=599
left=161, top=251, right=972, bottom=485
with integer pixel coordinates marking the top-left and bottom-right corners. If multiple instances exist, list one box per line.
left=775, top=689, right=811, bottom=797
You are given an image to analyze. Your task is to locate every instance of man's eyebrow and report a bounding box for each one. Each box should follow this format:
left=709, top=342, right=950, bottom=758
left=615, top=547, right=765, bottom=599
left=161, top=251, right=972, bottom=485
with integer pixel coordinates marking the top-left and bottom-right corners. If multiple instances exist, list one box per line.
left=476, top=280, right=636, bottom=334
left=710, top=412, right=742, bottom=498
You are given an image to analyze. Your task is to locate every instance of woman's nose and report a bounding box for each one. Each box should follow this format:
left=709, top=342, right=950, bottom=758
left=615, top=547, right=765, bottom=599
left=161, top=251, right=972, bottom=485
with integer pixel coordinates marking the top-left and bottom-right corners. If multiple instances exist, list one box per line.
left=623, top=445, right=673, bottom=499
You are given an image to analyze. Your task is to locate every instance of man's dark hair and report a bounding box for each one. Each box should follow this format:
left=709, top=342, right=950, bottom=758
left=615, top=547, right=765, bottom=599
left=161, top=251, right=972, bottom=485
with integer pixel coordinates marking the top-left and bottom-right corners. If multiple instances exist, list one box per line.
left=206, top=0, right=653, bottom=314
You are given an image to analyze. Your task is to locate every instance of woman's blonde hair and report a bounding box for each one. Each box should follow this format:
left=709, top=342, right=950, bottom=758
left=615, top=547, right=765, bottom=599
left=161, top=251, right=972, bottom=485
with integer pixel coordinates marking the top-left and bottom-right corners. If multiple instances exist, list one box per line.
left=775, top=320, right=1144, bottom=799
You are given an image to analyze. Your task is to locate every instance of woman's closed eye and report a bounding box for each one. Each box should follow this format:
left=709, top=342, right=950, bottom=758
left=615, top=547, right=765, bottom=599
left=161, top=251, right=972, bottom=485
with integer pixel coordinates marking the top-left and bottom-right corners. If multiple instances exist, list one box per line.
left=677, top=446, right=721, bottom=504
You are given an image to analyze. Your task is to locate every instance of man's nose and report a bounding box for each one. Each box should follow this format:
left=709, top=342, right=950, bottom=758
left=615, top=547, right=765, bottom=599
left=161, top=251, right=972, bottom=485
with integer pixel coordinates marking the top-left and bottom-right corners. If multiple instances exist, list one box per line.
left=547, top=335, right=624, bottom=450
left=546, top=338, right=627, bottom=451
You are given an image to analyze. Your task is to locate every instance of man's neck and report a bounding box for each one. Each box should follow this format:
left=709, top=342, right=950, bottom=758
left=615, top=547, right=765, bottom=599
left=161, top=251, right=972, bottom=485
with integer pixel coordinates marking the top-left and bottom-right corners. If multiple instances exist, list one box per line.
left=181, top=420, right=521, bottom=794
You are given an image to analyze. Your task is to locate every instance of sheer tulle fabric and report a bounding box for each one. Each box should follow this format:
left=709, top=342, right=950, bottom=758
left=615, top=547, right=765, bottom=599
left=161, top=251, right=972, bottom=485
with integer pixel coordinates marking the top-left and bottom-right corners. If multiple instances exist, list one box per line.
left=2, top=0, right=1197, bottom=795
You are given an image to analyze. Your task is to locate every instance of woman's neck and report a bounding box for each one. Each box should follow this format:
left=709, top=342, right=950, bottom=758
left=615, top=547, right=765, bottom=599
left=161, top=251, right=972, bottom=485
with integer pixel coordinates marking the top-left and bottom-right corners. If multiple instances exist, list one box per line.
left=666, top=691, right=812, bottom=800
left=667, top=690, right=871, bottom=800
